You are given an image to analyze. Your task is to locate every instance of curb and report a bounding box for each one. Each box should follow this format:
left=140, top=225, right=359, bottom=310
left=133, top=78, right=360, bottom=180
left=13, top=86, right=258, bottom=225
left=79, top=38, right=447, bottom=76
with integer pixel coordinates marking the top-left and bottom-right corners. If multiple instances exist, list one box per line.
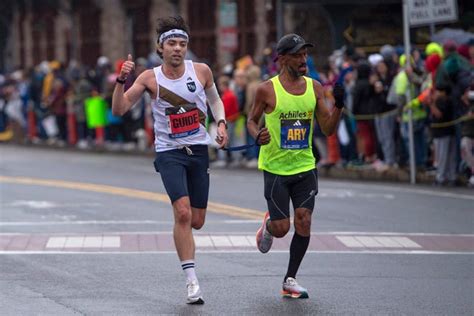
left=1, top=141, right=438, bottom=185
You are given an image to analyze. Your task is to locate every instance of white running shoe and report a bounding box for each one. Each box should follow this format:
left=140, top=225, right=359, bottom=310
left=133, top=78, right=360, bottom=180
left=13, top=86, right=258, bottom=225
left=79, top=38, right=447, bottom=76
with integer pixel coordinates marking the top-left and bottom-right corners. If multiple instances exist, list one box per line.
left=281, top=277, right=309, bottom=299
left=256, top=211, right=273, bottom=253
left=186, top=279, right=204, bottom=304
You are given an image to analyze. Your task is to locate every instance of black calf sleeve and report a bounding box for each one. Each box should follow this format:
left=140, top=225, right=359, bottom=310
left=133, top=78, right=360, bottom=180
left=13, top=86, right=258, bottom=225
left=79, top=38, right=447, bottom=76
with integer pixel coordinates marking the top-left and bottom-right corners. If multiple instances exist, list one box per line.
left=284, top=232, right=310, bottom=281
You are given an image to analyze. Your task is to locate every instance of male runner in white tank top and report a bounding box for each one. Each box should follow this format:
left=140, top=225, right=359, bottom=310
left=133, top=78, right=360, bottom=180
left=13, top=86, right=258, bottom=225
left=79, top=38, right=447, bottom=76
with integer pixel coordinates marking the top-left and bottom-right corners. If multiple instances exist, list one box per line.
left=112, top=16, right=228, bottom=305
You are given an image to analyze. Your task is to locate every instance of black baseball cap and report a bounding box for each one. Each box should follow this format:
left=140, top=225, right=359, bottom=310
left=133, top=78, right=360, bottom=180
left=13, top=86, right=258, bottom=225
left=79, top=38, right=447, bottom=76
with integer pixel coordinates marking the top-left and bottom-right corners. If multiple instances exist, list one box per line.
left=274, top=33, right=314, bottom=61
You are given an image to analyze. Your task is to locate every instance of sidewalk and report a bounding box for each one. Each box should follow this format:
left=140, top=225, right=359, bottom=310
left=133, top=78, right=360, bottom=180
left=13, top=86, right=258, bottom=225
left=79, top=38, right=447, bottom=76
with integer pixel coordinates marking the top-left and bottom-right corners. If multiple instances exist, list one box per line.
left=0, top=141, right=455, bottom=185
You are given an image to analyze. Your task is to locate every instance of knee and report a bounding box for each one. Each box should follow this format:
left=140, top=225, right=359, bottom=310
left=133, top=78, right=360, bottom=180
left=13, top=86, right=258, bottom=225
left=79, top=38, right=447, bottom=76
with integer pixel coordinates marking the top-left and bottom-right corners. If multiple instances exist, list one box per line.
left=270, top=220, right=290, bottom=238
left=174, top=206, right=192, bottom=225
left=294, top=213, right=312, bottom=235
left=192, top=217, right=205, bottom=230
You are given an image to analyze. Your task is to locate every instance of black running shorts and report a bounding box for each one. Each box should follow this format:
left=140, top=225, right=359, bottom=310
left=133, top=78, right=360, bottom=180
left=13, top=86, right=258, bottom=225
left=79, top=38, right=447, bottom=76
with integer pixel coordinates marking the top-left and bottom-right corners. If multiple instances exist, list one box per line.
left=263, top=169, right=318, bottom=220
left=153, top=145, right=209, bottom=208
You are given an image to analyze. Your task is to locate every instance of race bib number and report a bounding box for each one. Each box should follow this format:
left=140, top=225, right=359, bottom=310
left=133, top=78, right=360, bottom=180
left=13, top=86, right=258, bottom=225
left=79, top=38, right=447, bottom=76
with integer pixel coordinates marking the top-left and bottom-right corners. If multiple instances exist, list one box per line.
left=166, top=104, right=200, bottom=139
left=280, top=119, right=311, bottom=149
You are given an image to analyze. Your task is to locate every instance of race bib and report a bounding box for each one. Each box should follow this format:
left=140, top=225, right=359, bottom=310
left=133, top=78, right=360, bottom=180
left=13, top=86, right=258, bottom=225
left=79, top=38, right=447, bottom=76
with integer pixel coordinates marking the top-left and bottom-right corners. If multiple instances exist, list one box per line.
left=166, top=104, right=200, bottom=139
left=280, top=119, right=311, bottom=149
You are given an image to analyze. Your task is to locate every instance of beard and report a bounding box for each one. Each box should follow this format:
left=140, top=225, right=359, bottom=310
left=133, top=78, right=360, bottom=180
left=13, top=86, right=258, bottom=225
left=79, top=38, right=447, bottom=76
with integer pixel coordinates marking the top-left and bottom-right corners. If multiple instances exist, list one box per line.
left=287, top=65, right=306, bottom=78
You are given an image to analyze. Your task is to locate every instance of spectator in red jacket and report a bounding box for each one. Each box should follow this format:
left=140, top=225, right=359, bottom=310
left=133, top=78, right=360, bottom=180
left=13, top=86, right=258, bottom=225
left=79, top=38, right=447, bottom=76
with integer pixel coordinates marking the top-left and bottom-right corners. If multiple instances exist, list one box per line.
left=213, top=75, right=240, bottom=167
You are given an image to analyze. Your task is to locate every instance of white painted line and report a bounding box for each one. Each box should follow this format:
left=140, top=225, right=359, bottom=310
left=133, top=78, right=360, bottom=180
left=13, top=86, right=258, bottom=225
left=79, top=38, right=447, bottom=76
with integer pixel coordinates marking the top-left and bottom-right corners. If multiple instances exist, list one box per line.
left=354, top=236, right=384, bottom=248
left=1, top=231, right=472, bottom=237
left=194, top=236, right=213, bottom=247
left=64, top=237, right=84, bottom=248
left=0, top=250, right=472, bottom=255
left=83, top=236, right=102, bottom=248
left=0, top=220, right=261, bottom=226
left=318, top=232, right=474, bottom=237
left=228, top=235, right=252, bottom=247
left=210, top=235, right=232, bottom=247
left=373, top=236, right=404, bottom=248
left=336, top=236, right=365, bottom=248
left=46, top=237, right=66, bottom=248
left=102, top=236, right=120, bottom=248
left=392, top=237, right=422, bottom=248
left=222, top=220, right=261, bottom=224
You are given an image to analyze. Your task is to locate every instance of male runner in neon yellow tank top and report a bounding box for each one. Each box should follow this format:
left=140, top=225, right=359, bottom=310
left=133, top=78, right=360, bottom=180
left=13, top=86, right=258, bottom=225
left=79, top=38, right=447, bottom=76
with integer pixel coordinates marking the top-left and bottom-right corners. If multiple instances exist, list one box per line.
left=247, top=33, right=345, bottom=299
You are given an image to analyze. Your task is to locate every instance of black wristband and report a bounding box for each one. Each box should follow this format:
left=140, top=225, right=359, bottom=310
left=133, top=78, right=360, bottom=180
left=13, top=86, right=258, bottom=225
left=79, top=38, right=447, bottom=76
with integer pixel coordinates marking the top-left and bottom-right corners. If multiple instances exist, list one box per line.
left=116, top=77, right=127, bottom=84
left=217, top=119, right=227, bottom=129
left=334, top=101, right=344, bottom=109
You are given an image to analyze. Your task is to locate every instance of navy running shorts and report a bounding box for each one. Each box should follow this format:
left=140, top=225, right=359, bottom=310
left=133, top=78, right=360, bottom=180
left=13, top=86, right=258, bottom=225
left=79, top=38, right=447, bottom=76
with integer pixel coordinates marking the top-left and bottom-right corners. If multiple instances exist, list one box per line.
left=154, top=145, right=209, bottom=208
left=263, top=169, right=318, bottom=221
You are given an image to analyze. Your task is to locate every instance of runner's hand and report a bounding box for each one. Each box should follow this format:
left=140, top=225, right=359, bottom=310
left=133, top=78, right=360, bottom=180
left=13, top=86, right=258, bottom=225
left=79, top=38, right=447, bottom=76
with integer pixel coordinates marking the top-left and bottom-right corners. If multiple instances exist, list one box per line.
left=119, top=54, right=135, bottom=81
left=215, top=123, right=228, bottom=149
left=257, top=128, right=270, bottom=145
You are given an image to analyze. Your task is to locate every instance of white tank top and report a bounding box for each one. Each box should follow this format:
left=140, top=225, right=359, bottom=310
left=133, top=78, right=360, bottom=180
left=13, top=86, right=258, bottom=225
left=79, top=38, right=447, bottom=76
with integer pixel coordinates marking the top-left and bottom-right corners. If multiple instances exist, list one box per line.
left=152, top=60, right=211, bottom=152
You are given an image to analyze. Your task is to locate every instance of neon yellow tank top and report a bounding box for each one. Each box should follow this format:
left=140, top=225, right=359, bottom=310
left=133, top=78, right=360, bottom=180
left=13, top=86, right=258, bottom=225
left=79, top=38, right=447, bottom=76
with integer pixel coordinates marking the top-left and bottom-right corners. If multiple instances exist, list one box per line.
left=258, top=75, right=316, bottom=175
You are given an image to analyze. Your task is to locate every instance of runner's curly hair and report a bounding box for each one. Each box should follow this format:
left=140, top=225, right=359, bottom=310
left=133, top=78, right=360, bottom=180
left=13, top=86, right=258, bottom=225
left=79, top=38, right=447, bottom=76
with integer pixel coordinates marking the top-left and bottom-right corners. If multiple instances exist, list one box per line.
left=156, top=16, right=190, bottom=58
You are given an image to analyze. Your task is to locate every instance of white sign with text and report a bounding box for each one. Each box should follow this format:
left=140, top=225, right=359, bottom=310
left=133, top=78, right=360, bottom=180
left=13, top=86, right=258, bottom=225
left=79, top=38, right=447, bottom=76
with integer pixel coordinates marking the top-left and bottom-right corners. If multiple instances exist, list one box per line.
left=408, top=0, right=458, bottom=26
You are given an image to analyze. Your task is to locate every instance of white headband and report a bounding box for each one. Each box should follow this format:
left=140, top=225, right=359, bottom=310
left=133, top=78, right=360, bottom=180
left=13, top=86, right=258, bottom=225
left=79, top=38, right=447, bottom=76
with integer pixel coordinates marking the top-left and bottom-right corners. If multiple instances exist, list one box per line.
left=159, top=29, right=189, bottom=44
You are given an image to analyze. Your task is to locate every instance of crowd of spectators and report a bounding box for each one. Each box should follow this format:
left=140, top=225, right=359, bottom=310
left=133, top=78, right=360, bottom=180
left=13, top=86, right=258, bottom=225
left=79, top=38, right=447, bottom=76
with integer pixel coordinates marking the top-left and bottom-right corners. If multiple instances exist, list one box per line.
left=1, top=37, right=473, bottom=187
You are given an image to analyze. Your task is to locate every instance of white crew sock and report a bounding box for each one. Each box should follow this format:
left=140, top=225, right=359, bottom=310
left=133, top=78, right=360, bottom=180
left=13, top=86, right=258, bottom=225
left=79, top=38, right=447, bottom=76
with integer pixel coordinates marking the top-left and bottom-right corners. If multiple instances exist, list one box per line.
left=181, top=260, right=197, bottom=282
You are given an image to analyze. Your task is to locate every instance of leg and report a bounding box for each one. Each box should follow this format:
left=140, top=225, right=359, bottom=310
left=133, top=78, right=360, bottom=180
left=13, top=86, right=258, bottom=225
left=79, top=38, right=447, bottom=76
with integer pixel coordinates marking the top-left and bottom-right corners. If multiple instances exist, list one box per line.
left=447, top=135, right=457, bottom=182
left=284, top=207, right=312, bottom=282
left=280, top=169, right=317, bottom=299
left=268, top=218, right=291, bottom=238
left=414, top=123, right=427, bottom=167
left=460, top=137, right=474, bottom=174
left=172, top=196, right=195, bottom=261
left=186, top=145, right=210, bottom=230
left=384, top=116, right=396, bottom=166
left=376, top=116, right=396, bottom=166
left=285, top=169, right=317, bottom=280
left=314, top=136, right=328, bottom=164
left=264, top=170, right=291, bottom=237
left=356, top=122, right=366, bottom=161
left=434, top=137, right=449, bottom=183
left=191, top=207, right=206, bottom=230
left=256, top=171, right=291, bottom=253
left=155, top=149, right=205, bottom=304
left=293, top=207, right=312, bottom=237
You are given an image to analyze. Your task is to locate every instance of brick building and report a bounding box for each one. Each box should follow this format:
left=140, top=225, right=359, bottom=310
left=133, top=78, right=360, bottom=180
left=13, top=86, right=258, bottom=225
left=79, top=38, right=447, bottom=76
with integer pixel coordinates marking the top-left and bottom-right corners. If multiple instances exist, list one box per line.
left=1, top=0, right=473, bottom=72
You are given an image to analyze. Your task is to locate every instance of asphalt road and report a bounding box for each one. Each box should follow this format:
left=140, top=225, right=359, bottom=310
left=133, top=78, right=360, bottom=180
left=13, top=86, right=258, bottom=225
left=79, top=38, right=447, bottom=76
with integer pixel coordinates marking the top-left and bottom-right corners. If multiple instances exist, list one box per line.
left=1, top=144, right=473, bottom=315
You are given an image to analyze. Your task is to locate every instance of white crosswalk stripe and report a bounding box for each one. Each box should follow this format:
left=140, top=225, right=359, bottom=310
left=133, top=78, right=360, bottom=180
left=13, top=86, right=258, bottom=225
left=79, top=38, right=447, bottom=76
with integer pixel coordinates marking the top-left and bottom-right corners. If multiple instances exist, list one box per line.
left=46, top=236, right=120, bottom=248
left=83, top=236, right=103, bottom=248
left=64, top=237, right=84, bottom=248
left=373, top=236, right=405, bottom=248
left=391, top=237, right=422, bottom=248
left=210, top=235, right=233, bottom=247
left=102, top=236, right=120, bottom=248
left=354, top=236, right=383, bottom=247
left=194, top=235, right=213, bottom=247
left=337, top=235, right=422, bottom=248
left=336, top=236, right=365, bottom=247
left=46, top=237, right=66, bottom=248
left=228, top=235, right=253, bottom=247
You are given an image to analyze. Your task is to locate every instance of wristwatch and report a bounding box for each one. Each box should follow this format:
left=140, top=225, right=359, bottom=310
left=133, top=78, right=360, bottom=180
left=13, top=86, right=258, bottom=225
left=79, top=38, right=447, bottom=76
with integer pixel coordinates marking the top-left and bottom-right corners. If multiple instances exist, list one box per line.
left=217, top=119, right=228, bottom=129
left=116, top=77, right=127, bottom=84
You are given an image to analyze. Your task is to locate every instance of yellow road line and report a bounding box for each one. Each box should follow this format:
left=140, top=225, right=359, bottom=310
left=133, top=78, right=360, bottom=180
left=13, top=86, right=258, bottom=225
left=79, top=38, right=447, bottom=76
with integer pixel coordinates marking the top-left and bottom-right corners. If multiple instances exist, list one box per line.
left=0, top=176, right=263, bottom=220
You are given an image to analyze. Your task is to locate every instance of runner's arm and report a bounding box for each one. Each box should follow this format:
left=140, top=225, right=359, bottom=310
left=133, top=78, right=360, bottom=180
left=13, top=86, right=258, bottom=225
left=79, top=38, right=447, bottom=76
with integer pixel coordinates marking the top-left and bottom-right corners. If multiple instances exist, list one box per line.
left=314, top=81, right=342, bottom=136
left=195, top=63, right=225, bottom=123
left=247, top=82, right=271, bottom=145
left=112, top=70, right=149, bottom=116
left=196, top=62, right=228, bottom=147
